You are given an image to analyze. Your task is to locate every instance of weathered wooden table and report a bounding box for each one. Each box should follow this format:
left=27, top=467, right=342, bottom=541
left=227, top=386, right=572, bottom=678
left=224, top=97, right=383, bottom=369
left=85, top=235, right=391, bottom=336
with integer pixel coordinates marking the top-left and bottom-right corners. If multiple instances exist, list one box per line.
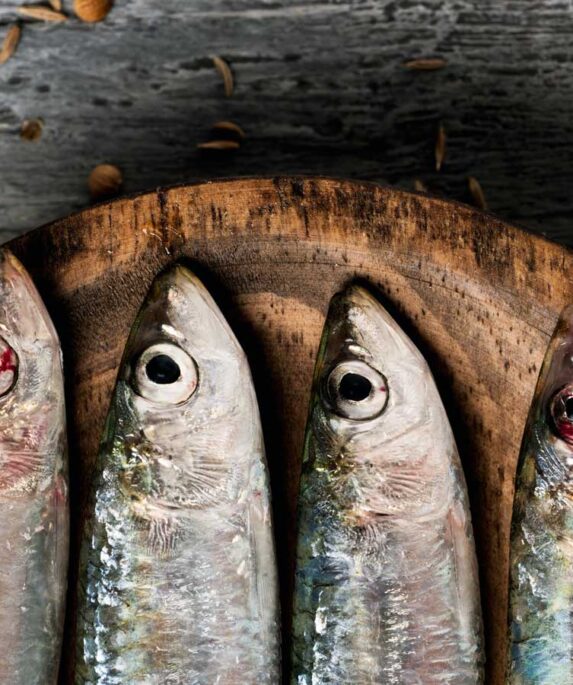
left=10, top=178, right=573, bottom=683
left=2, top=0, right=573, bottom=680
left=1, top=0, right=572, bottom=244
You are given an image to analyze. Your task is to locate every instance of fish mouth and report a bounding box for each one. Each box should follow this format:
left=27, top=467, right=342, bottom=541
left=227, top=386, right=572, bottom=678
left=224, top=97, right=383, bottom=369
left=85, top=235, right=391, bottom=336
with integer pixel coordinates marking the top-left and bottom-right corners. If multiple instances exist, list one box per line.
left=322, top=282, right=421, bottom=364
left=121, top=262, right=242, bottom=367
left=551, top=304, right=573, bottom=341
left=317, top=284, right=380, bottom=376
left=0, top=249, right=61, bottom=350
left=337, top=283, right=380, bottom=308
left=333, top=283, right=406, bottom=333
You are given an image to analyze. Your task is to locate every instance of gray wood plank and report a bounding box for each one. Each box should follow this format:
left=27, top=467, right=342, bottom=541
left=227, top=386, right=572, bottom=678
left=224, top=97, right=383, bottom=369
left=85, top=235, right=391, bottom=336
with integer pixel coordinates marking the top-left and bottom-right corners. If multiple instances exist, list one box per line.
left=0, top=0, right=572, bottom=244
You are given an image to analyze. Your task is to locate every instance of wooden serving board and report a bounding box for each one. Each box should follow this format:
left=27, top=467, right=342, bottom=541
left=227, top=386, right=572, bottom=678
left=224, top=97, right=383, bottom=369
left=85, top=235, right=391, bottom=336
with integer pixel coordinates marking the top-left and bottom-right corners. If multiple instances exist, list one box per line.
left=9, top=177, right=573, bottom=684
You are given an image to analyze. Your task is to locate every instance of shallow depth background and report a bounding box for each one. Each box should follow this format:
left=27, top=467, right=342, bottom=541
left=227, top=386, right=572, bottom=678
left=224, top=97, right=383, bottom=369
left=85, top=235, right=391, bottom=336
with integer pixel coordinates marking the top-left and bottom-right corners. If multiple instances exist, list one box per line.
left=0, top=0, right=572, bottom=244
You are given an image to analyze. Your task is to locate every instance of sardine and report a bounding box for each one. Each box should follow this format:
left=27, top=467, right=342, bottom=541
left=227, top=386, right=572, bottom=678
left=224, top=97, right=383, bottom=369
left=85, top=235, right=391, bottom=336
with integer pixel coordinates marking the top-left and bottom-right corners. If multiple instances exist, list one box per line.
left=291, top=285, right=484, bottom=685
left=0, top=249, right=68, bottom=684
left=75, top=264, right=280, bottom=684
left=507, top=306, right=573, bottom=684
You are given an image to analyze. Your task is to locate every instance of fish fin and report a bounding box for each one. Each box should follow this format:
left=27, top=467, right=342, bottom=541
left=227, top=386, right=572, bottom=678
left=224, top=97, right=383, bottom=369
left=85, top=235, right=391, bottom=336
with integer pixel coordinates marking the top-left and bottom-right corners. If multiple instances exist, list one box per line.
left=248, top=482, right=279, bottom=638
left=447, top=499, right=482, bottom=658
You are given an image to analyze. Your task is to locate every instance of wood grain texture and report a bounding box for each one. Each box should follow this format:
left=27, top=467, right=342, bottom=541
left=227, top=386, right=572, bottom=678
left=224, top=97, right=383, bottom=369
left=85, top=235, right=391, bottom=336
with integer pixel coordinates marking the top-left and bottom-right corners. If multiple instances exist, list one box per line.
left=8, top=177, right=573, bottom=683
left=0, top=0, right=572, bottom=244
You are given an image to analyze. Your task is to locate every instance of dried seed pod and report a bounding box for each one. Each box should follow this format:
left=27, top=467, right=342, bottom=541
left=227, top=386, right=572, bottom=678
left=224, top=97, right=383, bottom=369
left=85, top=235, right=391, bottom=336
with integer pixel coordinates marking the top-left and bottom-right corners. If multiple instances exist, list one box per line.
left=17, top=6, right=67, bottom=21
left=403, top=58, right=447, bottom=71
left=197, top=140, right=240, bottom=150
left=20, top=118, right=44, bottom=142
left=212, top=56, right=234, bottom=97
left=74, top=0, right=113, bottom=22
left=88, top=164, right=123, bottom=199
left=435, top=125, right=446, bottom=172
left=414, top=179, right=428, bottom=193
left=212, top=121, right=245, bottom=139
left=468, top=176, right=487, bottom=210
left=0, top=24, right=21, bottom=65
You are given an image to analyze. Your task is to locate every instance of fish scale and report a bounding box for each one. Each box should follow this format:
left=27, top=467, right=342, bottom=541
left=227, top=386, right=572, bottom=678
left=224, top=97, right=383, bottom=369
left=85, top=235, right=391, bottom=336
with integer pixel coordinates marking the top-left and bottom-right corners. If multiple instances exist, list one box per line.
left=75, top=265, right=280, bottom=684
left=507, top=307, right=573, bottom=685
left=295, top=497, right=478, bottom=683
left=291, top=285, right=483, bottom=685
left=0, top=250, right=68, bottom=685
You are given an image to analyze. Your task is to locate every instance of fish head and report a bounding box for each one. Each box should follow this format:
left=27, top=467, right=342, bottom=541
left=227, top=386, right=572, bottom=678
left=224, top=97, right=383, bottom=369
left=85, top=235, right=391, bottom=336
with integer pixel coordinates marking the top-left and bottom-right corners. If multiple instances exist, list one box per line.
left=309, top=285, right=455, bottom=519
left=114, top=264, right=259, bottom=509
left=0, top=250, right=64, bottom=493
left=526, top=305, right=573, bottom=485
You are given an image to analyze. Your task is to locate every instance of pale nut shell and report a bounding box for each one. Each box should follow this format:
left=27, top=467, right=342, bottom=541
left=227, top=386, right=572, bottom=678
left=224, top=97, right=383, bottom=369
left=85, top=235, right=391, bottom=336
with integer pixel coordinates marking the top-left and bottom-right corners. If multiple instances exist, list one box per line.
left=88, top=164, right=123, bottom=199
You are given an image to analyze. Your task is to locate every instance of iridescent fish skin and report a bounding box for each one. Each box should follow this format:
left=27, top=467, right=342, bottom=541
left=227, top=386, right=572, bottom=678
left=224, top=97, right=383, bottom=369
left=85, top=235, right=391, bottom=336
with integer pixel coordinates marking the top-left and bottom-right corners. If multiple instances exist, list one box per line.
left=75, top=265, right=280, bottom=684
left=291, top=285, right=484, bottom=685
left=0, top=250, right=68, bottom=684
left=507, top=306, right=573, bottom=684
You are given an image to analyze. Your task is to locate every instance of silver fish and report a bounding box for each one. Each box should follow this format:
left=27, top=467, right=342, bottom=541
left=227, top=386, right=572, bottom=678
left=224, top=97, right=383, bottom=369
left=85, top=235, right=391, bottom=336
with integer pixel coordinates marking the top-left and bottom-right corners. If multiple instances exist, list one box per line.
left=291, top=285, right=484, bottom=685
left=75, top=264, right=280, bottom=684
left=0, top=249, right=68, bottom=684
left=507, top=306, right=573, bottom=684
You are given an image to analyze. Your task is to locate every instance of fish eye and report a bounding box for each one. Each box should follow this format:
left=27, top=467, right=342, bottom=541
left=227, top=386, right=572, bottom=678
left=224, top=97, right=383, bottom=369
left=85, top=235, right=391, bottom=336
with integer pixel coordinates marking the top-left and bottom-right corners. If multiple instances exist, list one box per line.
left=324, top=359, right=388, bottom=420
left=0, top=337, right=18, bottom=397
left=145, top=354, right=181, bottom=385
left=550, top=384, right=573, bottom=443
left=132, top=342, right=197, bottom=405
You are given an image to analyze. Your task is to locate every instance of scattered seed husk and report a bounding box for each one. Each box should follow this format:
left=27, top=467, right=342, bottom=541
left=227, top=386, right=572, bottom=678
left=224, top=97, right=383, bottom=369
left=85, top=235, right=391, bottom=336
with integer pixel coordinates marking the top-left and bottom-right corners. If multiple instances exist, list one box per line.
left=212, top=120, right=245, bottom=138
left=0, top=24, right=21, bottom=65
left=74, top=0, right=113, bottom=23
left=414, top=179, right=428, bottom=193
left=403, top=58, right=447, bottom=71
left=20, top=118, right=44, bottom=141
left=49, top=0, right=62, bottom=10
left=468, top=176, right=487, bottom=210
left=435, top=124, right=446, bottom=172
left=17, top=5, right=67, bottom=21
left=88, top=163, right=123, bottom=199
left=212, top=56, right=233, bottom=97
left=197, top=140, right=240, bottom=150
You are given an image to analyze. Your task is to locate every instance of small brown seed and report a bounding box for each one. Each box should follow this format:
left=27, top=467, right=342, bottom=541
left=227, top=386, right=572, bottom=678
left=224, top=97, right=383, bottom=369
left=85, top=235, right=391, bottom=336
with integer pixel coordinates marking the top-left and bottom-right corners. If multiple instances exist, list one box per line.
left=88, top=164, right=123, bottom=199
left=20, top=118, right=44, bottom=142
left=212, top=56, right=234, bottom=97
left=414, top=179, right=428, bottom=193
left=74, top=0, right=113, bottom=22
left=212, top=121, right=245, bottom=138
left=49, top=0, right=62, bottom=10
left=468, top=176, right=487, bottom=210
left=403, top=58, right=447, bottom=71
left=17, top=6, right=67, bottom=21
left=197, top=140, right=240, bottom=150
left=435, top=125, right=446, bottom=172
left=0, top=24, right=21, bottom=65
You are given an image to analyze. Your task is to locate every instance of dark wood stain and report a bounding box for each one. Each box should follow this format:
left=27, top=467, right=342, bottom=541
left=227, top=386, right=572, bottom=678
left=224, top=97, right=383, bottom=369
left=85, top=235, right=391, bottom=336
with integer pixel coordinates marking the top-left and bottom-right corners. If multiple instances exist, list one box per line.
left=7, top=178, right=573, bottom=684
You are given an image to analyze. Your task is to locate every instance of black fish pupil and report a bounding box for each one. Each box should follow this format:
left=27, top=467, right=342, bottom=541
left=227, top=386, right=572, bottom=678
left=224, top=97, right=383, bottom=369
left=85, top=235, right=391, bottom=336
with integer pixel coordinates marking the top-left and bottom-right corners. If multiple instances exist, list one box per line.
left=339, top=373, right=372, bottom=402
left=565, top=397, right=573, bottom=420
left=145, top=354, right=181, bottom=385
